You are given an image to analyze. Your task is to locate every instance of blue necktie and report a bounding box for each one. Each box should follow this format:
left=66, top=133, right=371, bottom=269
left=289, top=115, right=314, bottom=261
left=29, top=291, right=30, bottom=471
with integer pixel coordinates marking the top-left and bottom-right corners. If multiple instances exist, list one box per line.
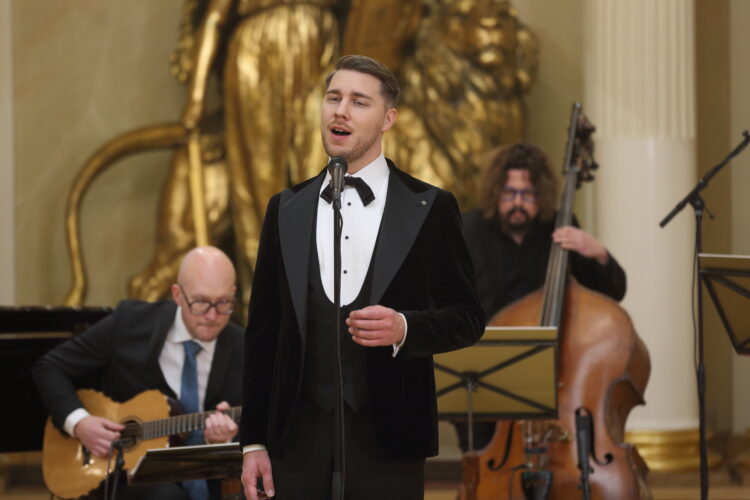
left=180, top=340, right=209, bottom=500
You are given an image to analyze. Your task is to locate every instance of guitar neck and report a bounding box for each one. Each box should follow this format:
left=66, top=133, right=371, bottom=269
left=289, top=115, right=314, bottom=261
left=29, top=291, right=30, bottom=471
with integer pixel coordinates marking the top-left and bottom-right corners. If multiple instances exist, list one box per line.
left=135, top=406, right=242, bottom=441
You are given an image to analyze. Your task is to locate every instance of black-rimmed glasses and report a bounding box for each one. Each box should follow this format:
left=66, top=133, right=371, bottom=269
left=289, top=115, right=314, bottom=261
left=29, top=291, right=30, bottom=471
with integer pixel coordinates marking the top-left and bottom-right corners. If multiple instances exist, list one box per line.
left=500, top=187, right=536, bottom=202
left=178, top=284, right=236, bottom=315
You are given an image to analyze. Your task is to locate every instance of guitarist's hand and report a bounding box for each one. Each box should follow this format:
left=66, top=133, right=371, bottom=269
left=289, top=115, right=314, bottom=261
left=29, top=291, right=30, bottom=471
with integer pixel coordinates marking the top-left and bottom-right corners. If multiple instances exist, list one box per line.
left=73, top=416, right=124, bottom=458
left=204, top=401, right=238, bottom=443
left=242, top=450, right=274, bottom=499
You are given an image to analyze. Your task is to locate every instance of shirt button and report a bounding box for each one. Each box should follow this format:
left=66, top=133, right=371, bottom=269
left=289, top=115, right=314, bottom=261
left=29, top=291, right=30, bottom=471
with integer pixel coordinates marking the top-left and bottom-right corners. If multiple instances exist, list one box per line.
left=345, top=235, right=349, bottom=240
left=343, top=270, right=348, bottom=274
left=347, top=202, right=352, bottom=206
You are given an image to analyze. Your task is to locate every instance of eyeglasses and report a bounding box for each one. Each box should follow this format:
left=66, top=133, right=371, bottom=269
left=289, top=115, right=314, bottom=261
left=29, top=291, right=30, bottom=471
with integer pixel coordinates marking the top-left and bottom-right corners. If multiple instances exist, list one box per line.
left=500, top=187, right=536, bottom=203
left=178, top=284, right=236, bottom=315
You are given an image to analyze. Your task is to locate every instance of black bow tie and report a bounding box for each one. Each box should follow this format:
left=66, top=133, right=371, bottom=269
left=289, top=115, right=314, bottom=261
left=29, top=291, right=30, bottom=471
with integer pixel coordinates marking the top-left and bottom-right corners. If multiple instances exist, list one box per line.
left=320, top=176, right=375, bottom=206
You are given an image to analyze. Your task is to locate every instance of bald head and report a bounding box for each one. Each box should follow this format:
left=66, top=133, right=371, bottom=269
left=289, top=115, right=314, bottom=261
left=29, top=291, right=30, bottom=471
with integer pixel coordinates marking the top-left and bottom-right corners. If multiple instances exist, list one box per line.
left=177, top=246, right=236, bottom=290
left=172, top=246, right=237, bottom=342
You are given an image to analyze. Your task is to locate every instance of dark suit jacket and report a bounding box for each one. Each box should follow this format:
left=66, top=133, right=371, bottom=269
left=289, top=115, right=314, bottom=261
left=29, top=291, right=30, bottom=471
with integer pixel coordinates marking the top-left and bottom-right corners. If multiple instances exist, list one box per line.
left=239, top=161, right=485, bottom=459
left=33, top=300, right=244, bottom=431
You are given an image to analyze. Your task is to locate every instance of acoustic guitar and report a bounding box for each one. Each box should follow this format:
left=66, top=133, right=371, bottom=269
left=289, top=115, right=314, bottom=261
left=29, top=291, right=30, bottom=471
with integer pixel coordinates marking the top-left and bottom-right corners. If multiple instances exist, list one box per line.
left=41, top=388, right=241, bottom=499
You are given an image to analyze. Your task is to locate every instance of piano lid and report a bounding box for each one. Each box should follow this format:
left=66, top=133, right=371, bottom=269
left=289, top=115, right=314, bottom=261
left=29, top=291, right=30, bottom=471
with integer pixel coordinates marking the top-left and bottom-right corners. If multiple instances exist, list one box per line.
left=0, top=305, right=113, bottom=452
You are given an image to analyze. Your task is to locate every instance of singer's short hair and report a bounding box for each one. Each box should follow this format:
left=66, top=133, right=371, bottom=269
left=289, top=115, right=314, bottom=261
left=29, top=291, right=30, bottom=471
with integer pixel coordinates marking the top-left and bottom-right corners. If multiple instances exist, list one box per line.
left=480, top=143, right=559, bottom=223
left=325, top=55, right=400, bottom=108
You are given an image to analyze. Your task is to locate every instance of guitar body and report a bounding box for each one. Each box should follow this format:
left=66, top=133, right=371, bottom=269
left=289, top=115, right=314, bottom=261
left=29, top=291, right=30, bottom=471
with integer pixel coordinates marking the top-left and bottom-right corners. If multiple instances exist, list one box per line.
left=42, top=389, right=170, bottom=499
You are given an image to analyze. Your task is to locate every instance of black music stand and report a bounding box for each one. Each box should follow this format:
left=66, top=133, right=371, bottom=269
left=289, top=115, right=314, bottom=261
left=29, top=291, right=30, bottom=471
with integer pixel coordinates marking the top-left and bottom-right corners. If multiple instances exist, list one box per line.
left=434, top=326, right=559, bottom=452
left=128, top=443, right=242, bottom=485
left=699, top=253, right=750, bottom=354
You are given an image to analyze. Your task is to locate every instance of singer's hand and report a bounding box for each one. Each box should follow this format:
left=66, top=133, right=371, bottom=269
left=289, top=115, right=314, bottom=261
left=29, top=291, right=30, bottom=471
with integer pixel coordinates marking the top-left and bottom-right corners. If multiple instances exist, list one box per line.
left=73, top=415, right=124, bottom=458
left=347, top=305, right=405, bottom=347
left=241, top=450, right=274, bottom=499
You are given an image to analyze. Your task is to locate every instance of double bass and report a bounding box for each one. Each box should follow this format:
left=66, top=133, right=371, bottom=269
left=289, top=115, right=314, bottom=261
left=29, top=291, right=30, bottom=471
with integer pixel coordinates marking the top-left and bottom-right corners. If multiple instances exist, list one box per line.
left=461, top=103, right=651, bottom=499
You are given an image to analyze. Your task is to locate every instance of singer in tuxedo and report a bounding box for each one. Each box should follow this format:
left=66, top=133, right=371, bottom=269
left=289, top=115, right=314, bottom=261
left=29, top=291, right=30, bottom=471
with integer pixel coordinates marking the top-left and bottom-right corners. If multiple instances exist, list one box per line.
left=239, top=55, right=485, bottom=500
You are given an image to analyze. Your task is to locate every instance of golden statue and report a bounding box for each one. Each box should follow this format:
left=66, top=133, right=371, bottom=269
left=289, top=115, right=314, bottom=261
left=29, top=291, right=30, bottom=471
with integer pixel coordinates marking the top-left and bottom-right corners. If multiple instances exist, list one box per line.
left=132, top=0, right=343, bottom=307
left=64, top=0, right=537, bottom=306
left=385, top=0, right=538, bottom=208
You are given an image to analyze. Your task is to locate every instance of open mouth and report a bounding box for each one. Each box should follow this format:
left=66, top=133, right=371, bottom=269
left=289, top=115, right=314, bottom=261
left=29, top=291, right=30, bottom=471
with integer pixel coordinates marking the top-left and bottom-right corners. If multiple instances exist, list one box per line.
left=331, top=127, right=352, bottom=137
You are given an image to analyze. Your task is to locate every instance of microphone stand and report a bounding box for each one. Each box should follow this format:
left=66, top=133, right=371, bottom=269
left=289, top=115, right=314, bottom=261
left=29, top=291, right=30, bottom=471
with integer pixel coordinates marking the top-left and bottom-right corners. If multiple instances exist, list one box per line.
left=331, top=185, right=346, bottom=500
left=109, top=440, right=125, bottom=500
left=659, top=130, right=750, bottom=500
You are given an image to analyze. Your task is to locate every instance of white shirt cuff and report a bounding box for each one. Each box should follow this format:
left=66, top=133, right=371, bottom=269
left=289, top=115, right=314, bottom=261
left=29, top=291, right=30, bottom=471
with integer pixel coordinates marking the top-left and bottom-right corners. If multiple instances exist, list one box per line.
left=64, top=408, right=91, bottom=437
left=391, top=313, right=408, bottom=358
left=243, top=444, right=267, bottom=454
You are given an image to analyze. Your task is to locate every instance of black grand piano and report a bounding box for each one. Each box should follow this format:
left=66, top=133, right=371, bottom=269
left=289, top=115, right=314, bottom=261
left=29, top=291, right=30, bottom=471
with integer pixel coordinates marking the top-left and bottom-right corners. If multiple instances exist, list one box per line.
left=0, top=306, right=112, bottom=452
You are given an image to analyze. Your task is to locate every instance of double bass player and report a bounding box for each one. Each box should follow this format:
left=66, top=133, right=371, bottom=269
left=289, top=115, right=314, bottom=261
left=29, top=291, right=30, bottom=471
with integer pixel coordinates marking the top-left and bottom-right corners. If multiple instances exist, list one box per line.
left=456, top=142, right=627, bottom=452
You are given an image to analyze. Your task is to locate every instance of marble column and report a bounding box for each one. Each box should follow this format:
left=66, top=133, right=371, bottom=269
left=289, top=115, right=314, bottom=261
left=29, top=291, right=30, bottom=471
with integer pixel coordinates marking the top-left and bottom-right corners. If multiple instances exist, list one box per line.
left=583, top=0, right=711, bottom=470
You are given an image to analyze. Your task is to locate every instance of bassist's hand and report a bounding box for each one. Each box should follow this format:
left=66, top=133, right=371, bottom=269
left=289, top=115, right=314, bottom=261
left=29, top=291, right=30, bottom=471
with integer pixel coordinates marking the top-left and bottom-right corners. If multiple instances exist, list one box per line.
left=242, top=450, right=274, bottom=499
left=73, top=416, right=124, bottom=458
left=204, top=401, right=238, bottom=443
left=552, top=226, right=609, bottom=266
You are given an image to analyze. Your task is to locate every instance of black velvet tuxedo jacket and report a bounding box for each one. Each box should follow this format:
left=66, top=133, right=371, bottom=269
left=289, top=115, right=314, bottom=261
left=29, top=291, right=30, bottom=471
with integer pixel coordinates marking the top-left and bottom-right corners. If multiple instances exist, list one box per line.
left=33, top=300, right=245, bottom=431
left=239, top=160, right=485, bottom=459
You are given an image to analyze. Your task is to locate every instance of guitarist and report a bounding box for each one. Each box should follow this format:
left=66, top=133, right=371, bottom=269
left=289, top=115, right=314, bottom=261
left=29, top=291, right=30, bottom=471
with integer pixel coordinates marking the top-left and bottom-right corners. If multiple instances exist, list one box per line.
left=456, top=143, right=627, bottom=451
left=33, top=246, right=244, bottom=500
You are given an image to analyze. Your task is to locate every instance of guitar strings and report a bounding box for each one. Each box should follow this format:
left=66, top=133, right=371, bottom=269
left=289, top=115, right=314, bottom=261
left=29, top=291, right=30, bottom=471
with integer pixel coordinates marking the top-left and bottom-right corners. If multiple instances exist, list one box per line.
left=119, top=407, right=242, bottom=441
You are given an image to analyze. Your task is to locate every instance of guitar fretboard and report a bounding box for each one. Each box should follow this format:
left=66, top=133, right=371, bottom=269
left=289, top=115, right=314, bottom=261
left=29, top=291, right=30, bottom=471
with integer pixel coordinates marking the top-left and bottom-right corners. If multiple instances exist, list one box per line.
left=122, top=407, right=242, bottom=441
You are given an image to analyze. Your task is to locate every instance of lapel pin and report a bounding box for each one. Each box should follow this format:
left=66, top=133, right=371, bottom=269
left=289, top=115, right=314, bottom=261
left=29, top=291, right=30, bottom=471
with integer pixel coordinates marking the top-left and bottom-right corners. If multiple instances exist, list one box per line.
left=420, top=200, right=428, bottom=207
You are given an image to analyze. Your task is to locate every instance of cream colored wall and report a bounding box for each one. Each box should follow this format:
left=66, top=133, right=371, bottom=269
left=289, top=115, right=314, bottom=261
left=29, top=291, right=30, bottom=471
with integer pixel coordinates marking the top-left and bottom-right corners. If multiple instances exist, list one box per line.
left=695, top=0, right=734, bottom=433
left=512, top=0, right=598, bottom=229
left=729, top=0, right=750, bottom=435
left=513, top=0, right=583, bottom=163
left=13, top=0, right=184, bottom=306
left=1, top=0, right=15, bottom=305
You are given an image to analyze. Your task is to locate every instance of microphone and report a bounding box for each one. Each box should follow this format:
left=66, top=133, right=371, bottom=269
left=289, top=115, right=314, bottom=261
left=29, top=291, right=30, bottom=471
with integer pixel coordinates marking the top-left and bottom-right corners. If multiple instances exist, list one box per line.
left=574, top=407, right=593, bottom=498
left=328, top=156, right=348, bottom=208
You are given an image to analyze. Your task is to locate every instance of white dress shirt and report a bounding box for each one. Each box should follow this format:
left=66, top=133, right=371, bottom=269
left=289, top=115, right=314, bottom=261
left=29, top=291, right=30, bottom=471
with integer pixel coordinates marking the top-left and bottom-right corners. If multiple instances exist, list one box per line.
left=63, top=307, right=216, bottom=436
left=316, top=154, right=390, bottom=305
left=315, top=154, right=407, bottom=355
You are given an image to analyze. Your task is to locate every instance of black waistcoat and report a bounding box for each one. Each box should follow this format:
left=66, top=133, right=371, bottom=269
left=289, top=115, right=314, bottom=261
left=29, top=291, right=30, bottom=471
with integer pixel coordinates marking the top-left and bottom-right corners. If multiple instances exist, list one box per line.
left=301, top=236, right=374, bottom=412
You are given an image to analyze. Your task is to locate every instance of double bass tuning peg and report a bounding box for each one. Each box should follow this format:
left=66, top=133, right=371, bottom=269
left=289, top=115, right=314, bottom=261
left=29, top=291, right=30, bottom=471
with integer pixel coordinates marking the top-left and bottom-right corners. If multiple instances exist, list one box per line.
left=576, top=114, right=596, bottom=138
left=584, top=158, right=598, bottom=176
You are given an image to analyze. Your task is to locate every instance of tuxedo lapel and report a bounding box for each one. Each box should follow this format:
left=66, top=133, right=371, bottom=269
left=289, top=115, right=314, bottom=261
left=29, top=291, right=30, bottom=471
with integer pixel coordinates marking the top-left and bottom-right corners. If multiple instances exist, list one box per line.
left=370, top=170, right=437, bottom=305
left=147, top=303, right=177, bottom=398
left=278, top=172, right=326, bottom=335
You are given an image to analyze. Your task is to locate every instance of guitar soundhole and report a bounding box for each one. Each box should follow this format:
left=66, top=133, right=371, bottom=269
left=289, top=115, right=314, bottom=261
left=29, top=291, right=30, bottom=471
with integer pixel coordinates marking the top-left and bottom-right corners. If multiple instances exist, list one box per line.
left=119, top=418, right=141, bottom=449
